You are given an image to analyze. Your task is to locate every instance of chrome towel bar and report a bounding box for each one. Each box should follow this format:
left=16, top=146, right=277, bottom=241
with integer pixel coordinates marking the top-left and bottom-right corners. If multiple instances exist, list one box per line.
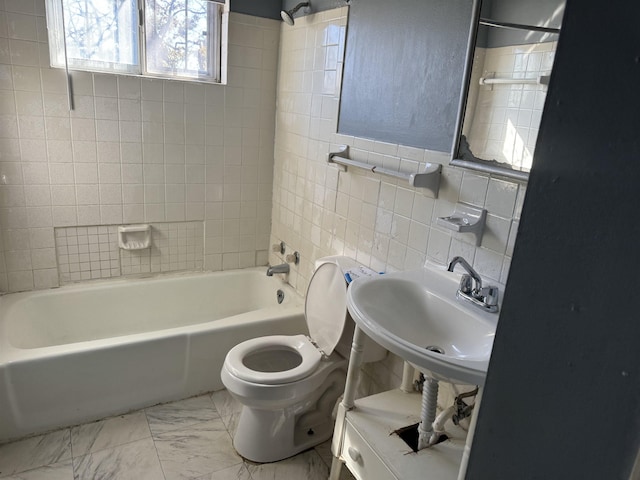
left=328, top=145, right=441, bottom=198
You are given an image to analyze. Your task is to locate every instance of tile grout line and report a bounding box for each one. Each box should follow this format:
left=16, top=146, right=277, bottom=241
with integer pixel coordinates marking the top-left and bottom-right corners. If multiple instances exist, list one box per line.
left=144, top=407, right=169, bottom=480
left=67, top=427, right=76, bottom=479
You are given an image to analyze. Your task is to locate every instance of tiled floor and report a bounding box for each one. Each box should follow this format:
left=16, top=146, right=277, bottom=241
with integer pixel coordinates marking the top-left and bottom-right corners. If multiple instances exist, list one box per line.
left=0, top=391, right=355, bottom=480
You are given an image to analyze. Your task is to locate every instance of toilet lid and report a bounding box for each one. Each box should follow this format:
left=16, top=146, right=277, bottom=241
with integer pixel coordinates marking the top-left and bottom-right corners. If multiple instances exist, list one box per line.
left=305, top=262, right=348, bottom=356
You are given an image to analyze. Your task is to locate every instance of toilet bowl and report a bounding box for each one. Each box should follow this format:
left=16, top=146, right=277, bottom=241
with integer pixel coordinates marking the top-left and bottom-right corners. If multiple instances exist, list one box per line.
left=220, top=256, right=386, bottom=463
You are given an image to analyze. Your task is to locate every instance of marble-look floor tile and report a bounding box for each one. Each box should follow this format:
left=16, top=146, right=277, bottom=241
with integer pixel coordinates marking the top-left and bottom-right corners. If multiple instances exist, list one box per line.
left=0, top=459, right=74, bottom=480
left=246, top=449, right=329, bottom=480
left=339, top=464, right=357, bottom=480
left=71, top=411, right=151, bottom=456
left=220, top=412, right=241, bottom=439
left=153, top=419, right=242, bottom=480
left=313, top=442, right=356, bottom=480
left=2, top=390, right=359, bottom=480
left=196, top=462, right=252, bottom=480
left=0, top=429, right=71, bottom=477
left=313, top=439, right=333, bottom=468
left=72, top=437, right=164, bottom=480
left=340, top=467, right=356, bottom=480
left=146, top=395, right=220, bottom=436
left=210, top=390, right=242, bottom=418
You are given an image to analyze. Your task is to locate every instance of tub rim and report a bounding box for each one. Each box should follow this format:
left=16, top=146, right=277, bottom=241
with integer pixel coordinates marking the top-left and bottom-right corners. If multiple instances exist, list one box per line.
left=0, top=267, right=304, bottom=363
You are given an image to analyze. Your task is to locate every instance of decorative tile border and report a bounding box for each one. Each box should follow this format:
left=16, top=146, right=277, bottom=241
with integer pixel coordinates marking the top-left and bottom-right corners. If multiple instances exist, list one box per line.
left=55, top=226, right=120, bottom=283
left=55, top=221, right=204, bottom=284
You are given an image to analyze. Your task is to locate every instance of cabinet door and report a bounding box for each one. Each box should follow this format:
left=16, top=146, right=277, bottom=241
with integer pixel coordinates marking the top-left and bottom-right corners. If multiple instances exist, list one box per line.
left=343, top=421, right=395, bottom=480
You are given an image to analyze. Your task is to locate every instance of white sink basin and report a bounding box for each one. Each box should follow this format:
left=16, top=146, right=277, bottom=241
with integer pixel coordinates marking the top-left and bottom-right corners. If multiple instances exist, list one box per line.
left=347, top=266, right=499, bottom=385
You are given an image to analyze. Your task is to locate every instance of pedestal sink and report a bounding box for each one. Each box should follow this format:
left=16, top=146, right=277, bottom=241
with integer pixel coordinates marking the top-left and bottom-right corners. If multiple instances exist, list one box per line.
left=346, top=266, right=500, bottom=385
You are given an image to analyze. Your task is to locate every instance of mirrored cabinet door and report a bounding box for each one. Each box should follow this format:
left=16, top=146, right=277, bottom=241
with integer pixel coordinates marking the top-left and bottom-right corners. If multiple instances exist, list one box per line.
left=452, top=0, right=565, bottom=181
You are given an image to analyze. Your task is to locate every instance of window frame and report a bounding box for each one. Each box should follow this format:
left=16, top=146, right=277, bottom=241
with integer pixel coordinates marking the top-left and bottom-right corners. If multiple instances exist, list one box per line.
left=45, top=0, right=227, bottom=84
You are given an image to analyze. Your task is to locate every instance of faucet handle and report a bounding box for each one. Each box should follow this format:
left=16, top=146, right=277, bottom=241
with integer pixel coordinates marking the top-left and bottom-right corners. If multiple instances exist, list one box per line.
left=480, top=286, right=499, bottom=306
left=285, top=251, right=300, bottom=265
left=272, top=241, right=285, bottom=254
left=459, top=274, right=473, bottom=294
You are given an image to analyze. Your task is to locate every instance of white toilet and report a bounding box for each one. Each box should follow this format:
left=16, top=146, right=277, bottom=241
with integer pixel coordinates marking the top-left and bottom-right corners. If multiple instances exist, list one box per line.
left=220, top=256, right=386, bottom=463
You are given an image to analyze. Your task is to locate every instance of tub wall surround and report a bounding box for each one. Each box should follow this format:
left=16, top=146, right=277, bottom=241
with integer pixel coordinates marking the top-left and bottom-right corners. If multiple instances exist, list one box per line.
left=0, top=3, right=280, bottom=292
left=269, top=8, right=524, bottom=394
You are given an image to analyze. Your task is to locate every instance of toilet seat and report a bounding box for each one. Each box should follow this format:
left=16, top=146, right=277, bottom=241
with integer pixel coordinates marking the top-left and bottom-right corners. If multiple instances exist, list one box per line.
left=223, top=261, right=349, bottom=386
left=224, top=334, right=322, bottom=385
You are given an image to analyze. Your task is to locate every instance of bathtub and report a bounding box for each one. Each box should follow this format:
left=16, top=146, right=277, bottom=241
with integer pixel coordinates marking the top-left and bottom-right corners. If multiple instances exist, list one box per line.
left=0, top=268, right=306, bottom=443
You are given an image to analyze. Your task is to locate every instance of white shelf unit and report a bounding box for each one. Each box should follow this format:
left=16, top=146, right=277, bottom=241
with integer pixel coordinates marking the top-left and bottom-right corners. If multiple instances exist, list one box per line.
left=336, top=389, right=467, bottom=480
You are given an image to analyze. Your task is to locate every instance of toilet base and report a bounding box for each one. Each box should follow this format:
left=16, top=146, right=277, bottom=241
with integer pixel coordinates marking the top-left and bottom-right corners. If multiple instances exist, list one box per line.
left=232, top=369, right=345, bottom=463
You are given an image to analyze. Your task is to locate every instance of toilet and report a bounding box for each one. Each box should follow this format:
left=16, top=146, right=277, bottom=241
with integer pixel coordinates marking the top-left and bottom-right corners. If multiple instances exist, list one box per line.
left=220, top=256, right=386, bottom=463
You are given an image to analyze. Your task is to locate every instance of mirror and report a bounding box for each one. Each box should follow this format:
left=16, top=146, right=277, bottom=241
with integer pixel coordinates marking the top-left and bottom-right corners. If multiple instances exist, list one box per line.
left=452, top=0, right=565, bottom=181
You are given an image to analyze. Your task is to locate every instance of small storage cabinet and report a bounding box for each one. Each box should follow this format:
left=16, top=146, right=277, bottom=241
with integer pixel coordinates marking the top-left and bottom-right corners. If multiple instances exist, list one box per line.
left=332, top=389, right=468, bottom=480
left=329, top=328, right=473, bottom=480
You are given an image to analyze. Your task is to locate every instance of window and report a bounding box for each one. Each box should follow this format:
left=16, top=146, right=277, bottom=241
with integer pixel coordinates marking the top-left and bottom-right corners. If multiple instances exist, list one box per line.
left=145, top=0, right=220, bottom=80
left=46, top=0, right=226, bottom=83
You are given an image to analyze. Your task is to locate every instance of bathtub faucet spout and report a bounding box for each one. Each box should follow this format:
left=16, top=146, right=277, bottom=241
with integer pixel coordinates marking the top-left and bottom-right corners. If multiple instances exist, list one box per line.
left=266, top=263, right=289, bottom=276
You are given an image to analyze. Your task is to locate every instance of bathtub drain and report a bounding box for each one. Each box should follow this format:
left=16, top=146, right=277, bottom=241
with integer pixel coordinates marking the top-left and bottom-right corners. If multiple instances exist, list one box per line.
left=277, top=289, right=285, bottom=304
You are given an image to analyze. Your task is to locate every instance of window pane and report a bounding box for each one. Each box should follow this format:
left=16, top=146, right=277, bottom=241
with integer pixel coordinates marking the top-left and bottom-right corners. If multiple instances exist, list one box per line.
left=62, top=0, right=139, bottom=73
left=145, top=0, right=220, bottom=81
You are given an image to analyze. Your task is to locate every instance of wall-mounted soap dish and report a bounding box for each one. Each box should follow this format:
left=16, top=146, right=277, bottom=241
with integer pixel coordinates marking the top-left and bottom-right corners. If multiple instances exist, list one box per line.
left=118, top=224, right=151, bottom=250
left=437, top=204, right=486, bottom=246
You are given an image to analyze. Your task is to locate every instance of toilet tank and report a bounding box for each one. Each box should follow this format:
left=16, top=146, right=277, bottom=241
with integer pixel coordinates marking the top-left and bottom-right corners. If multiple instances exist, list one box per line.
left=314, top=256, right=387, bottom=363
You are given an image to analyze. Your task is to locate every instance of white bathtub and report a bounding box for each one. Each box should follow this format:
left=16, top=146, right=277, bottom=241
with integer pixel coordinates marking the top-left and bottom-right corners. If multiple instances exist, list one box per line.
left=0, top=268, right=306, bottom=443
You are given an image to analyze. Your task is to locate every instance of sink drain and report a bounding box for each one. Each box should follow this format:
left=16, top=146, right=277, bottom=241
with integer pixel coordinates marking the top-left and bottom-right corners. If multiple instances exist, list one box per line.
left=425, top=345, right=445, bottom=355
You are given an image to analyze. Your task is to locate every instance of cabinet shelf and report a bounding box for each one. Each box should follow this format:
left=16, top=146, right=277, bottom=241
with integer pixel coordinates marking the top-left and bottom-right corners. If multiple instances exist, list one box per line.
left=339, top=390, right=467, bottom=480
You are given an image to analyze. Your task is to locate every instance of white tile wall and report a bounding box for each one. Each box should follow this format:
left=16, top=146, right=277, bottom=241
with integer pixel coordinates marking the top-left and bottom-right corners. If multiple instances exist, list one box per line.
left=0, top=1, right=280, bottom=292
left=270, top=7, right=526, bottom=394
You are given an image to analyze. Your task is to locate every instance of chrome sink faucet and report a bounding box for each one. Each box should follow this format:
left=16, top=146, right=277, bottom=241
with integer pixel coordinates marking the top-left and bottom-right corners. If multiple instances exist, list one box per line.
left=266, top=263, right=289, bottom=276
left=447, top=256, right=499, bottom=313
